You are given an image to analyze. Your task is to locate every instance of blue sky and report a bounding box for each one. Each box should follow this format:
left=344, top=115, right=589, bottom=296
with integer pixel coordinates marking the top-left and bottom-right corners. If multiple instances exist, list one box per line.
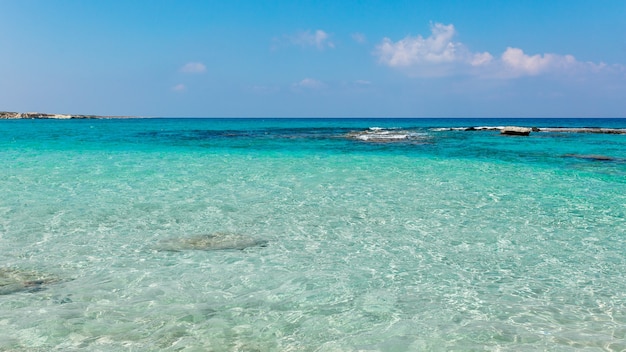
left=1, top=0, right=625, bottom=117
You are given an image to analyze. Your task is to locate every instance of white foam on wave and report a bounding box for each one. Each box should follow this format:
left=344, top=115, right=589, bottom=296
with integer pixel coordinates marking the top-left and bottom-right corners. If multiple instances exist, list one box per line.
left=356, top=132, right=409, bottom=141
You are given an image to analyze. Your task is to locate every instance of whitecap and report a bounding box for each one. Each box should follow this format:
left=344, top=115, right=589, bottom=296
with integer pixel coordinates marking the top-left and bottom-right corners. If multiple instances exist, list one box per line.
left=346, top=128, right=429, bottom=143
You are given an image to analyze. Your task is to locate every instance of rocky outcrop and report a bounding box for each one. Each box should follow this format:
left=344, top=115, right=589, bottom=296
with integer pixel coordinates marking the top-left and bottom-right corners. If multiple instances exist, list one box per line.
left=431, top=126, right=626, bottom=135
left=500, top=126, right=531, bottom=136
left=539, top=127, right=626, bottom=134
left=1, top=111, right=129, bottom=119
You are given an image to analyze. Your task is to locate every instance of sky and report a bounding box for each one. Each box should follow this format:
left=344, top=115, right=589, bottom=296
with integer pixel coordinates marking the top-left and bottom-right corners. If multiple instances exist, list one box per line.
left=1, top=0, right=625, bottom=117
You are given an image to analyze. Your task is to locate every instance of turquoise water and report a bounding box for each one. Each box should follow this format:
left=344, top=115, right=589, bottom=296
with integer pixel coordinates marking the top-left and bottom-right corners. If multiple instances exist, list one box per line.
left=1, top=118, right=625, bottom=351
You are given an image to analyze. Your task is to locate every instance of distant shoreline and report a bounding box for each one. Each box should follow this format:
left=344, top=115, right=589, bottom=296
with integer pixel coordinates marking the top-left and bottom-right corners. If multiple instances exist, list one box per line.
left=0, top=111, right=136, bottom=119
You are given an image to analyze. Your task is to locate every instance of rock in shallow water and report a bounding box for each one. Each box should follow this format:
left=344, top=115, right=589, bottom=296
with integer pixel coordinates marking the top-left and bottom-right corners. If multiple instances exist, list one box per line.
left=563, top=154, right=619, bottom=161
left=156, top=232, right=268, bottom=252
left=500, top=126, right=531, bottom=136
left=0, top=268, right=61, bottom=295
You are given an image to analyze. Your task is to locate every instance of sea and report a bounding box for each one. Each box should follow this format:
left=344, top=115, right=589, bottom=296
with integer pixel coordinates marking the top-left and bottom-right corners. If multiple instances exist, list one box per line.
left=0, top=118, right=625, bottom=351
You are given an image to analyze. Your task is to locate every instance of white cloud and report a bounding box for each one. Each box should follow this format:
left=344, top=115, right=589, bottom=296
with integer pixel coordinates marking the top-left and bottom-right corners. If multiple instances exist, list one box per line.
left=497, top=48, right=625, bottom=78
left=501, top=47, right=578, bottom=76
left=376, top=23, right=492, bottom=70
left=376, top=23, right=620, bottom=79
left=180, top=62, right=206, bottom=74
left=171, top=84, right=186, bottom=92
left=472, top=52, right=495, bottom=67
left=288, top=30, right=334, bottom=50
left=293, top=78, right=324, bottom=89
left=355, top=79, right=372, bottom=85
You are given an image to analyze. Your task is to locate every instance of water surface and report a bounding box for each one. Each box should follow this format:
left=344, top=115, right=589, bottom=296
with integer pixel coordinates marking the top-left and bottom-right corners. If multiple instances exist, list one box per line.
left=1, top=118, right=625, bottom=351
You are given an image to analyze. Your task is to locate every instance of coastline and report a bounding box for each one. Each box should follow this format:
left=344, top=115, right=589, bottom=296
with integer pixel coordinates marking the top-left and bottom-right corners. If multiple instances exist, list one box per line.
left=3, top=113, right=625, bottom=134
left=0, top=111, right=135, bottom=119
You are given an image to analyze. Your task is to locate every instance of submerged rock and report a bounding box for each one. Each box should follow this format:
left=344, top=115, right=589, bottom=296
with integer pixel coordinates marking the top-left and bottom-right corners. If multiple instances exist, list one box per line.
left=539, top=127, right=626, bottom=134
left=0, top=268, right=62, bottom=295
left=156, top=232, right=268, bottom=252
left=432, top=126, right=626, bottom=135
left=563, top=154, right=619, bottom=161
left=500, top=126, right=531, bottom=136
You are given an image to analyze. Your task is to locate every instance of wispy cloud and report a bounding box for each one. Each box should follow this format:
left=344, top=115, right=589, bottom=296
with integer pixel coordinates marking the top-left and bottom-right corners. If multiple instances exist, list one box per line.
left=293, top=78, right=325, bottom=89
left=171, top=84, right=186, bottom=92
left=280, top=30, right=334, bottom=50
left=352, top=32, right=367, bottom=44
left=179, top=62, right=206, bottom=74
left=376, top=23, right=621, bottom=78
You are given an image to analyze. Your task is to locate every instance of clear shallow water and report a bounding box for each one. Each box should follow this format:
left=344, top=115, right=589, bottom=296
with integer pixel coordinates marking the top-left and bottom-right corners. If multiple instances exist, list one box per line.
left=1, top=118, right=625, bottom=351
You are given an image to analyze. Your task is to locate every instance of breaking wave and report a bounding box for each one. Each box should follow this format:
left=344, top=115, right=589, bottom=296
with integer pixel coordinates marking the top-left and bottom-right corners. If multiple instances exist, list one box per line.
left=345, top=127, right=430, bottom=143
